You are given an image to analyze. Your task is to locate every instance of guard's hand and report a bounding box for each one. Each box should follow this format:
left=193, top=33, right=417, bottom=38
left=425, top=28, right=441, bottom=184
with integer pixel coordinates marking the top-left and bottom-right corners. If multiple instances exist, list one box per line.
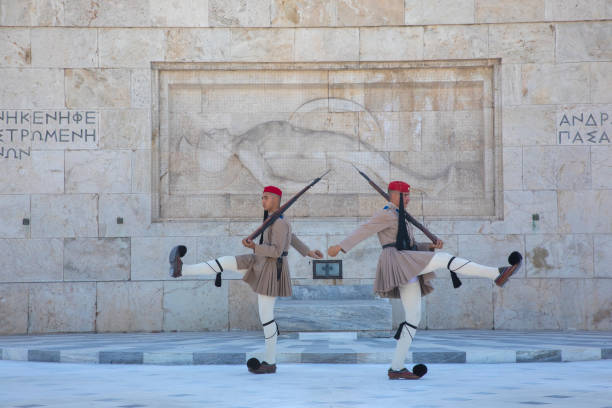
left=327, top=245, right=342, bottom=257
left=242, top=238, right=256, bottom=249
left=308, top=249, right=324, bottom=259
left=429, top=239, right=444, bottom=250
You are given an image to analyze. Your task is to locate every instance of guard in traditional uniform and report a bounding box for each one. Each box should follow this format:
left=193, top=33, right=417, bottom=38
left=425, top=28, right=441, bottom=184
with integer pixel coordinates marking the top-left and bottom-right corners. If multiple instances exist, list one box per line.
left=327, top=181, right=522, bottom=380
left=168, top=185, right=323, bottom=374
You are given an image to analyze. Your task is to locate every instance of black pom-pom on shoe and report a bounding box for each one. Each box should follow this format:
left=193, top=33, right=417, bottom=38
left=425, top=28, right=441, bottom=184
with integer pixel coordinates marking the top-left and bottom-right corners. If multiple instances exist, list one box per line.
left=247, top=357, right=261, bottom=370
left=169, top=245, right=187, bottom=263
left=412, top=364, right=428, bottom=378
left=168, top=245, right=188, bottom=278
left=508, top=251, right=522, bottom=266
left=495, top=251, right=523, bottom=287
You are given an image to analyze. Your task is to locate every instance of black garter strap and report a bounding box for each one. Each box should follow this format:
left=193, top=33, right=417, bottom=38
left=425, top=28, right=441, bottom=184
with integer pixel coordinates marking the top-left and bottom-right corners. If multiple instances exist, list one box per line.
left=446, top=256, right=465, bottom=289
left=394, top=321, right=418, bottom=340
left=214, top=259, right=223, bottom=287
left=262, top=319, right=279, bottom=339
left=204, top=259, right=224, bottom=287
left=447, top=256, right=471, bottom=272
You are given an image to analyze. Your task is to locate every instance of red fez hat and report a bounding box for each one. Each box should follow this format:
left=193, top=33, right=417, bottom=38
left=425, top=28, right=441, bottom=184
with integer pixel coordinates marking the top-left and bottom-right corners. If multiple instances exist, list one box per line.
left=263, top=185, right=282, bottom=197
left=388, top=181, right=410, bottom=193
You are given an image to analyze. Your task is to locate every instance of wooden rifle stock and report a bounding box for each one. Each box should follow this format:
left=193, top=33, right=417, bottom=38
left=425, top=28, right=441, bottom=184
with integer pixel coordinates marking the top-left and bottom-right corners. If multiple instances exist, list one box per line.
left=351, top=164, right=461, bottom=289
left=246, top=170, right=331, bottom=242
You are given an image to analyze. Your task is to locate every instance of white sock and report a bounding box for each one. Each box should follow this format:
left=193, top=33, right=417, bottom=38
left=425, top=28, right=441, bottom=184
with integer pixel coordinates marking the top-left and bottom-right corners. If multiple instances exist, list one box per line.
left=181, top=256, right=240, bottom=276
left=258, top=294, right=278, bottom=365
left=419, top=252, right=499, bottom=280
left=391, top=282, right=421, bottom=371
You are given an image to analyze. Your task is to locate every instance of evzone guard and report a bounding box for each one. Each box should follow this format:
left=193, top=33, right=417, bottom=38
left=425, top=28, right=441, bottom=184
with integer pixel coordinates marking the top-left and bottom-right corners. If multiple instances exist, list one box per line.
left=327, top=179, right=522, bottom=380
left=168, top=182, right=325, bottom=374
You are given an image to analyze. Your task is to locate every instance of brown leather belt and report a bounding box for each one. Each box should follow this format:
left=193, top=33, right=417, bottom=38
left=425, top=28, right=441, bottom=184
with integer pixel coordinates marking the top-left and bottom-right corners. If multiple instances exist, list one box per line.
left=382, top=242, right=418, bottom=250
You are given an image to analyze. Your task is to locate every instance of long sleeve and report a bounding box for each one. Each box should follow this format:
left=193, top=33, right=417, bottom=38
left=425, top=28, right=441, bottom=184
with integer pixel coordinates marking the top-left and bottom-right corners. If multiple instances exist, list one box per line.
left=416, top=242, right=433, bottom=251
left=290, top=233, right=310, bottom=257
left=253, top=220, right=289, bottom=258
left=339, top=210, right=392, bottom=253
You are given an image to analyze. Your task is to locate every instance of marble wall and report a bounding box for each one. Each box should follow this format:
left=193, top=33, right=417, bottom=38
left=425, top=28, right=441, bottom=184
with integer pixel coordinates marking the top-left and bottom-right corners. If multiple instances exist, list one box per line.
left=1, top=0, right=611, bottom=334
left=157, top=61, right=499, bottom=220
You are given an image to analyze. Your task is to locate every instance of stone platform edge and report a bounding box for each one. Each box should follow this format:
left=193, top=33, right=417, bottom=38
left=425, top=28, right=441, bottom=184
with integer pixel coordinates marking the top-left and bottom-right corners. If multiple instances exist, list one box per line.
left=1, top=347, right=610, bottom=366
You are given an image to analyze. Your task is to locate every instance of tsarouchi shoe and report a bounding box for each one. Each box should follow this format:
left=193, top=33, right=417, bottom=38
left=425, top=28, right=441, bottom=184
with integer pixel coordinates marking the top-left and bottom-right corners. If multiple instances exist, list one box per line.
left=247, top=358, right=277, bottom=374
left=388, top=364, right=427, bottom=380
left=168, top=245, right=187, bottom=278
left=495, top=251, right=523, bottom=287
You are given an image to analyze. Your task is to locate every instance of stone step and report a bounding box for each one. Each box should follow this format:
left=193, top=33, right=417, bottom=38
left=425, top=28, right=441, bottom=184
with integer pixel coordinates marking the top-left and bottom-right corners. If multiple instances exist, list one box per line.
left=2, top=331, right=608, bottom=366
left=298, top=332, right=358, bottom=341
left=289, top=284, right=377, bottom=300
left=275, top=299, right=392, bottom=332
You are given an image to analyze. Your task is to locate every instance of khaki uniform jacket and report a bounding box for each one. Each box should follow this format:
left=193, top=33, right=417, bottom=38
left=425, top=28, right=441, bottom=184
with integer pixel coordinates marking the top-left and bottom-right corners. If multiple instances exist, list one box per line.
left=238, top=216, right=310, bottom=297
left=339, top=203, right=436, bottom=298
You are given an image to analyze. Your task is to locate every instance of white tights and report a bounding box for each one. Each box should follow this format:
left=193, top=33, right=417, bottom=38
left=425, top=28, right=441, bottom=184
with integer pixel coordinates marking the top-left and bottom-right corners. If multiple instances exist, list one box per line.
left=181, top=256, right=243, bottom=276
left=258, top=294, right=278, bottom=364
left=391, top=282, right=421, bottom=371
left=181, top=256, right=278, bottom=364
left=390, top=252, right=500, bottom=370
left=419, top=252, right=499, bottom=280
left=181, top=252, right=500, bottom=370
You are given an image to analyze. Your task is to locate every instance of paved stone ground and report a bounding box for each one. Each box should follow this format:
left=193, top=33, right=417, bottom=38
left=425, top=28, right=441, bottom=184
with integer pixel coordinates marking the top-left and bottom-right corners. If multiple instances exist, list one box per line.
left=1, top=360, right=612, bottom=408
left=1, top=330, right=611, bottom=365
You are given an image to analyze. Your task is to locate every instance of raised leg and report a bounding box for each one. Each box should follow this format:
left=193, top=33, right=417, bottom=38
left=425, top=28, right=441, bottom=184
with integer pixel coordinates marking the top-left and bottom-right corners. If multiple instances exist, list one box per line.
left=181, top=256, right=243, bottom=276
left=417, top=251, right=523, bottom=283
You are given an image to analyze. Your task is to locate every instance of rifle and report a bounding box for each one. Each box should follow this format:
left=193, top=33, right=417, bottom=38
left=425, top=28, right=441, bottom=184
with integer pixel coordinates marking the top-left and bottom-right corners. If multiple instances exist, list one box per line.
left=245, top=169, right=331, bottom=242
left=351, top=164, right=462, bottom=289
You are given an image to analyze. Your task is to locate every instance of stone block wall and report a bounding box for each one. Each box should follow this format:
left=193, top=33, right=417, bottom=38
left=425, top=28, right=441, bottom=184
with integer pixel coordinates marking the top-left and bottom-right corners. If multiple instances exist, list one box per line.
left=0, top=0, right=610, bottom=334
